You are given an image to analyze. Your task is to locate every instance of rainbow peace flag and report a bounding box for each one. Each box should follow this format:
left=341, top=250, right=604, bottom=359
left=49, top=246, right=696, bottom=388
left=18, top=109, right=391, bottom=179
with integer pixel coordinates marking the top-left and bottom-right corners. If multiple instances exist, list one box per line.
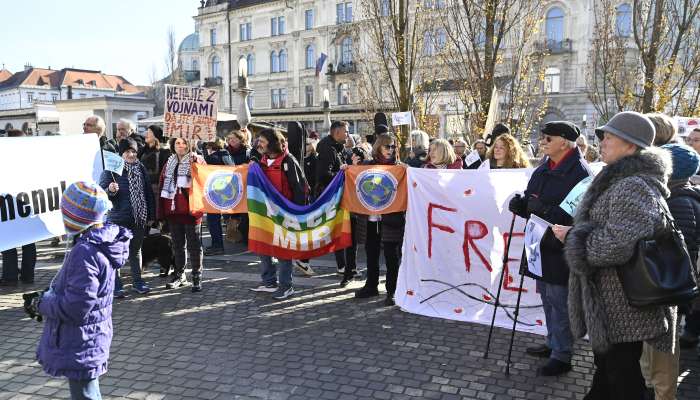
left=247, top=163, right=352, bottom=259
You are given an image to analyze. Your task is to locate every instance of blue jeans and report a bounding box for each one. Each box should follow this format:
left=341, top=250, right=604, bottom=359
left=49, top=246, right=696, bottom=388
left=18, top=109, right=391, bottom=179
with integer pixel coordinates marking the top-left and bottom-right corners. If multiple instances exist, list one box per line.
left=68, top=377, right=101, bottom=400
left=115, top=226, right=146, bottom=290
left=537, top=280, right=573, bottom=363
left=259, top=255, right=292, bottom=289
left=206, top=213, right=224, bottom=249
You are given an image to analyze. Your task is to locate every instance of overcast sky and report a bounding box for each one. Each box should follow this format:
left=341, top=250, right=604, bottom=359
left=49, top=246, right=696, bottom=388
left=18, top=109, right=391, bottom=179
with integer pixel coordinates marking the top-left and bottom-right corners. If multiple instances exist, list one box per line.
left=1, top=0, right=198, bottom=85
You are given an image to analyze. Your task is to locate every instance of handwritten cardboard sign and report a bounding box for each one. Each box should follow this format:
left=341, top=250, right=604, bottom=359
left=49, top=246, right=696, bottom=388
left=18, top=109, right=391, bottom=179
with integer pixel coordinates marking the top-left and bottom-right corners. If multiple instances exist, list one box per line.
left=164, top=84, right=218, bottom=141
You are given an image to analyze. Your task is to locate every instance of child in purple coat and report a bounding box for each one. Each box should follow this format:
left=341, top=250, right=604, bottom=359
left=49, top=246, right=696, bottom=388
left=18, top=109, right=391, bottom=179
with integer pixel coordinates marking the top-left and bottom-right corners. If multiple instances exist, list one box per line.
left=34, top=181, right=131, bottom=400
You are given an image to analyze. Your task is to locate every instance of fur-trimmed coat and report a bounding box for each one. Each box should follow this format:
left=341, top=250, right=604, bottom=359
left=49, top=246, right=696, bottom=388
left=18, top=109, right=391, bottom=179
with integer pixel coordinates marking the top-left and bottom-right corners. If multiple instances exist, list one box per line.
left=564, top=147, right=677, bottom=354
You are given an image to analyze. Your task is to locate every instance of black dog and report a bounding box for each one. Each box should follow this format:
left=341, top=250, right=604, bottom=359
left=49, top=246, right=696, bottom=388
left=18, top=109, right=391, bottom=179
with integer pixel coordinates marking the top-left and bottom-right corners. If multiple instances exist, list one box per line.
left=141, top=233, right=175, bottom=277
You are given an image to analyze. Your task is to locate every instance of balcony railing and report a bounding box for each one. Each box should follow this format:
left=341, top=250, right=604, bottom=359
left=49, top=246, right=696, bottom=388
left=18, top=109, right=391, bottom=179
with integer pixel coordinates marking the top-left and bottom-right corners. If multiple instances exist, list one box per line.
left=183, top=70, right=200, bottom=83
left=327, top=62, right=356, bottom=75
left=204, top=76, right=223, bottom=87
left=537, top=38, right=573, bottom=54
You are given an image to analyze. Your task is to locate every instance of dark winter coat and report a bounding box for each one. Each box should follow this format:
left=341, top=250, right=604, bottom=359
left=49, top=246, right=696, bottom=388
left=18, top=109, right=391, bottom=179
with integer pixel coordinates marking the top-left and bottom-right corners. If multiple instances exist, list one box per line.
left=353, top=159, right=406, bottom=244
left=564, top=147, right=677, bottom=354
left=314, top=135, right=345, bottom=195
left=99, top=162, right=156, bottom=228
left=227, top=145, right=250, bottom=165
left=406, top=149, right=428, bottom=168
left=521, top=148, right=591, bottom=285
left=139, top=145, right=171, bottom=184
left=304, top=153, right=318, bottom=196
left=668, top=181, right=700, bottom=264
left=204, top=149, right=234, bottom=166
left=37, top=224, right=131, bottom=380
left=99, top=136, right=117, bottom=154
left=156, top=155, right=204, bottom=225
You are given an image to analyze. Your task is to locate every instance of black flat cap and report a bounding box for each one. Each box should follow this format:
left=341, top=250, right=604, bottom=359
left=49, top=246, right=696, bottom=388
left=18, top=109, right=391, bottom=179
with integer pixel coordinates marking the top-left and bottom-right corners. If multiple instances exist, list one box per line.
left=541, top=121, right=580, bottom=141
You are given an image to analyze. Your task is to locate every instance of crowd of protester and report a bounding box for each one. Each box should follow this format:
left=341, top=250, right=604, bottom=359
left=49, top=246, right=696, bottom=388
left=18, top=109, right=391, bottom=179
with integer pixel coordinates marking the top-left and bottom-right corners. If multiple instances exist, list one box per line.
left=5, top=111, right=700, bottom=400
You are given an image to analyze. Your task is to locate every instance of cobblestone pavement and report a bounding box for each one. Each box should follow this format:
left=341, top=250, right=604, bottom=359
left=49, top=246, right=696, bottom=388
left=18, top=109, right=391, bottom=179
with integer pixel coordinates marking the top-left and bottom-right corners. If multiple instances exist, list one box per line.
left=0, top=238, right=698, bottom=400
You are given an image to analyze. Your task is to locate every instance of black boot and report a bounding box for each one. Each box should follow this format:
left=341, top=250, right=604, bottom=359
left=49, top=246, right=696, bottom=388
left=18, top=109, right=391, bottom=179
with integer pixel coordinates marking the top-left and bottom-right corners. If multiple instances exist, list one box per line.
left=354, top=285, right=379, bottom=298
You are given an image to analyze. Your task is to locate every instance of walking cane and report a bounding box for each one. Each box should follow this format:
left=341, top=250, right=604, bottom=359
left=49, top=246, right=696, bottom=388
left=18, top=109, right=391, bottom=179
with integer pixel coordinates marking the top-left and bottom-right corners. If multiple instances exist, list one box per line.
left=505, top=267, right=527, bottom=376
left=483, top=211, right=518, bottom=359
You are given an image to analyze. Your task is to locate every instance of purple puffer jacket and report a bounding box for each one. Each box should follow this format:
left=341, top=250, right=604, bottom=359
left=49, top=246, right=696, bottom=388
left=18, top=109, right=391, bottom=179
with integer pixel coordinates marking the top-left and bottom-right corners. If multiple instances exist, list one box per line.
left=37, top=223, right=131, bottom=380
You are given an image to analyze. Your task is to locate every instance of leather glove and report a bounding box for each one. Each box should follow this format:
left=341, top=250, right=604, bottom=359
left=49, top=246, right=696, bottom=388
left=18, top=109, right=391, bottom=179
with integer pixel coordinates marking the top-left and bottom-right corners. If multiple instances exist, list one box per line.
left=508, top=194, right=527, bottom=217
left=22, top=291, right=44, bottom=322
left=526, top=196, right=550, bottom=219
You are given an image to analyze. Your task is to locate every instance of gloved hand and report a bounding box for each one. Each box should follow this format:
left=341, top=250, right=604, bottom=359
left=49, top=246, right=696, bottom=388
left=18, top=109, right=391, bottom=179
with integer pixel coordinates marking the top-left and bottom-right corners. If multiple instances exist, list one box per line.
left=526, top=196, right=550, bottom=219
left=22, top=291, right=44, bottom=322
left=508, top=194, right=527, bottom=217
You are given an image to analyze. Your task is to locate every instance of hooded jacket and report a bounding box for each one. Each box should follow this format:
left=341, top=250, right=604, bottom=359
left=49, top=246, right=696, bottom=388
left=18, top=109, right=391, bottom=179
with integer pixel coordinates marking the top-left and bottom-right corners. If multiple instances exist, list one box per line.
left=37, top=224, right=131, bottom=380
left=668, top=182, right=700, bottom=264
left=564, top=147, right=677, bottom=354
left=314, top=135, right=345, bottom=195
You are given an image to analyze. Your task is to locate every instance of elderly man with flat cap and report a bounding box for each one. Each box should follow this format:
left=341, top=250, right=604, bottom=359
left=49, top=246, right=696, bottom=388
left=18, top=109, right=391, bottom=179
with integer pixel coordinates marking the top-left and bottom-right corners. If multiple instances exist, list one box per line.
left=508, top=121, right=592, bottom=376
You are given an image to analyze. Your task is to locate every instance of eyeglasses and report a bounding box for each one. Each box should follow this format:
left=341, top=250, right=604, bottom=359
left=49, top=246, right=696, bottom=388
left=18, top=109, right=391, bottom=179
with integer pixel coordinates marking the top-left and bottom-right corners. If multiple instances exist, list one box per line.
left=383, top=144, right=397, bottom=149
left=541, top=135, right=556, bottom=143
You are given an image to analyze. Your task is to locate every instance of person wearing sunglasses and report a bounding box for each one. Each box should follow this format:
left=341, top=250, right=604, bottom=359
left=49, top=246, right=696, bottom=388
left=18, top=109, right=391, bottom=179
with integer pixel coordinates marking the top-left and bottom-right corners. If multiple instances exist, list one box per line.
left=507, top=121, right=592, bottom=377
left=352, top=133, right=406, bottom=306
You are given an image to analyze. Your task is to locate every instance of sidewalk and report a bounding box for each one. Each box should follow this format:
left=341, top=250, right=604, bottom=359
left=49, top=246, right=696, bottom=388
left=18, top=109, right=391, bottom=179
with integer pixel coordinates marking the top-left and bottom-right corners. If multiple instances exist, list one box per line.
left=0, top=237, right=698, bottom=400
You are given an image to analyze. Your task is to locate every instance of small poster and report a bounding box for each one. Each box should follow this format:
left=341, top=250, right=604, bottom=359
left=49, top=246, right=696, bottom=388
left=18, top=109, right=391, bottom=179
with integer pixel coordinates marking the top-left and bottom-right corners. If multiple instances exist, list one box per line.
left=524, top=214, right=551, bottom=278
left=102, top=151, right=124, bottom=176
left=164, top=84, right=218, bottom=141
left=391, top=111, right=413, bottom=126
left=464, top=150, right=481, bottom=167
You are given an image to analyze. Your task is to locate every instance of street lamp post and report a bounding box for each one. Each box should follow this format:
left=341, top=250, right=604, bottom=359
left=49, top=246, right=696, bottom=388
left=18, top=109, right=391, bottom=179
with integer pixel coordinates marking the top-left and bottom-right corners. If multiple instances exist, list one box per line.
left=321, top=88, right=331, bottom=138
left=234, top=58, right=253, bottom=130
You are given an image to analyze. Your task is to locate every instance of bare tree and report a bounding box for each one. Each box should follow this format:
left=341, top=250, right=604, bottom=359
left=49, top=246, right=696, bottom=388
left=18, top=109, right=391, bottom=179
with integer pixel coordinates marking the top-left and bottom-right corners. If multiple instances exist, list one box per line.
left=439, top=0, right=547, bottom=141
left=587, top=0, right=700, bottom=118
left=165, top=26, right=181, bottom=84
left=353, top=0, right=446, bottom=144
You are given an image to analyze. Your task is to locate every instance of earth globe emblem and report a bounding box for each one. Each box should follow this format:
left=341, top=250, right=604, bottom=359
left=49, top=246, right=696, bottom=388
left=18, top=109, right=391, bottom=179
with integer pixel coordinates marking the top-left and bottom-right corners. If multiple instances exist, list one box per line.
left=356, top=169, right=398, bottom=212
left=204, top=171, right=243, bottom=211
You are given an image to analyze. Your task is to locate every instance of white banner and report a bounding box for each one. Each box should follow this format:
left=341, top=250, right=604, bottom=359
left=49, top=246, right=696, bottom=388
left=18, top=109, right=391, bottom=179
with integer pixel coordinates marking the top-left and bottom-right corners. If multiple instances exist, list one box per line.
left=0, top=135, right=103, bottom=252
left=391, top=111, right=413, bottom=126
left=396, top=168, right=547, bottom=335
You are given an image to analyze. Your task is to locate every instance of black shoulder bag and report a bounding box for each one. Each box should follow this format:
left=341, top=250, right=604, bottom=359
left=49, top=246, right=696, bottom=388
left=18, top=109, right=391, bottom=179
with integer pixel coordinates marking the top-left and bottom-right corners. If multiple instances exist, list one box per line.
left=617, top=198, right=699, bottom=307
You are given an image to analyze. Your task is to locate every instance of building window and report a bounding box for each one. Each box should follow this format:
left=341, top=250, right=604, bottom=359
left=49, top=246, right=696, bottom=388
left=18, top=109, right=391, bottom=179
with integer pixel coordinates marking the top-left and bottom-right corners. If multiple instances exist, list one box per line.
left=271, top=51, right=280, bottom=73
left=305, top=9, right=314, bottom=30
left=616, top=3, right=632, bottom=37
left=306, top=45, right=315, bottom=69
left=271, top=18, right=278, bottom=36
left=544, top=67, right=561, bottom=93
left=80, top=93, right=87, bottom=98
left=192, top=59, right=199, bottom=70
left=211, top=55, right=221, bottom=77
left=423, top=30, right=434, bottom=56
left=279, top=16, right=285, bottom=35
left=240, top=23, right=252, bottom=41
left=271, top=89, right=280, bottom=108
left=247, top=54, right=255, bottom=75
left=341, top=37, right=353, bottom=64
left=545, top=7, right=564, bottom=46
left=279, top=49, right=288, bottom=72
left=27, top=92, right=34, bottom=103
left=435, top=28, right=446, bottom=51
left=271, top=16, right=285, bottom=36
left=381, top=0, right=391, bottom=16
left=337, top=2, right=353, bottom=24
left=305, top=85, right=314, bottom=107
left=337, top=83, right=350, bottom=105
left=210, top=28, right=217, bottom=46
left=279, top=88, right=287, bottom=108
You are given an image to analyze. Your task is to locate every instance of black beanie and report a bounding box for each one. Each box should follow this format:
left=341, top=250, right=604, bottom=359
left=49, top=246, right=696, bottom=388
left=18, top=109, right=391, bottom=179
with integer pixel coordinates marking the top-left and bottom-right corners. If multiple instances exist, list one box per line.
left=148, top=125, right=164, bottom=142
left=118, top=138, right=138, bottom=155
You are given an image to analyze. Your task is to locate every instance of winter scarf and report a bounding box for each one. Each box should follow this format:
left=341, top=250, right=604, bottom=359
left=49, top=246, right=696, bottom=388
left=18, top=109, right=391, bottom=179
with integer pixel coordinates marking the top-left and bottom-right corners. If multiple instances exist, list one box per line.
left=161, top=153, right=192, bottom=200
left=564, top=147, right=677, bottom=354
left=124, top=162, right=147, bottom=227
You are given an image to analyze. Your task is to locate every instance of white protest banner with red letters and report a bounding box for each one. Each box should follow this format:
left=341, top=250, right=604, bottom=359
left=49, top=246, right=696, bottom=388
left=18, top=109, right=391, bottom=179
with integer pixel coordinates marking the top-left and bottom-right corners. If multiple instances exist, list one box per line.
left=396, top=168, right=547, bottom=335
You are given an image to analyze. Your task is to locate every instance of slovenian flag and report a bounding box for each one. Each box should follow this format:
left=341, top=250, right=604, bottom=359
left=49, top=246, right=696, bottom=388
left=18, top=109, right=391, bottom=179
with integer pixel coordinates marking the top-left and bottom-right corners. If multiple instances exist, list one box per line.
left=246, top=162, right=351, bottom=259
left=315, top=53, right=327, bottom=77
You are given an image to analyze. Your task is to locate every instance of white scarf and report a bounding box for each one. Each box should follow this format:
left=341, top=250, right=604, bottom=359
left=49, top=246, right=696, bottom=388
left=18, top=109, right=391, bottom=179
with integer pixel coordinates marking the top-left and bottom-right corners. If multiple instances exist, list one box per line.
left=160, top=153, right=192, bottom=200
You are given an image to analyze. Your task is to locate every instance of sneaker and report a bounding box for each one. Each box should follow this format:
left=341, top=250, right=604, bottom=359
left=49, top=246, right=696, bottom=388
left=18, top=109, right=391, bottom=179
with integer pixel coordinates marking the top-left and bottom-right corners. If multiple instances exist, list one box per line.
left=166, top=274, right=189, bottom=289
left=191, top=275, right=202, bottom=293
left=133, top=282, right=151, bottom=294
left=354, top=286, right=379, bottom=299
left=113, top=289, right=127, bottom=299
left=293, top=260, right=315, bottom=276
left=159, top=265, right=171, bottom=278
left=204, top=246, right=224, bottom=256
left=339, top=271, right=363, bottom=288
left=250, top=283, right=278, bottom=293
left=337, top=266, right=346, bottom=275
left=537, top=358, right=572, bottom=376
left=271, top=286, right=294, bottom=300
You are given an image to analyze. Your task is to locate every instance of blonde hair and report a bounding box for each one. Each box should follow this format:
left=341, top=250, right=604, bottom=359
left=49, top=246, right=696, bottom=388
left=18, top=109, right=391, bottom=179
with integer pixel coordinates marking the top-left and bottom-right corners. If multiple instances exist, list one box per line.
left=429, top=139, right=457, bottom=166
left=487, top=134, right=531, bottom=168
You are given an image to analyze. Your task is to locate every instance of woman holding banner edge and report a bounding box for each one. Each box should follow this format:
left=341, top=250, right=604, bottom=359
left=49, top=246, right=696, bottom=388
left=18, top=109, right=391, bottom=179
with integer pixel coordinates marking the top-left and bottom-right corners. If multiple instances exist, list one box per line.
left=352, top=133, right=407, bottom=307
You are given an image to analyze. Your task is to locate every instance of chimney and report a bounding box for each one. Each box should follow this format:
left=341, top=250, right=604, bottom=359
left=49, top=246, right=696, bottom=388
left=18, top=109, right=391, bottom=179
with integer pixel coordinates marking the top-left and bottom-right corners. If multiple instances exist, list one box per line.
left=24, top=63, right=32, bottom=71
left=67, top=86, right=73, bottom=99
